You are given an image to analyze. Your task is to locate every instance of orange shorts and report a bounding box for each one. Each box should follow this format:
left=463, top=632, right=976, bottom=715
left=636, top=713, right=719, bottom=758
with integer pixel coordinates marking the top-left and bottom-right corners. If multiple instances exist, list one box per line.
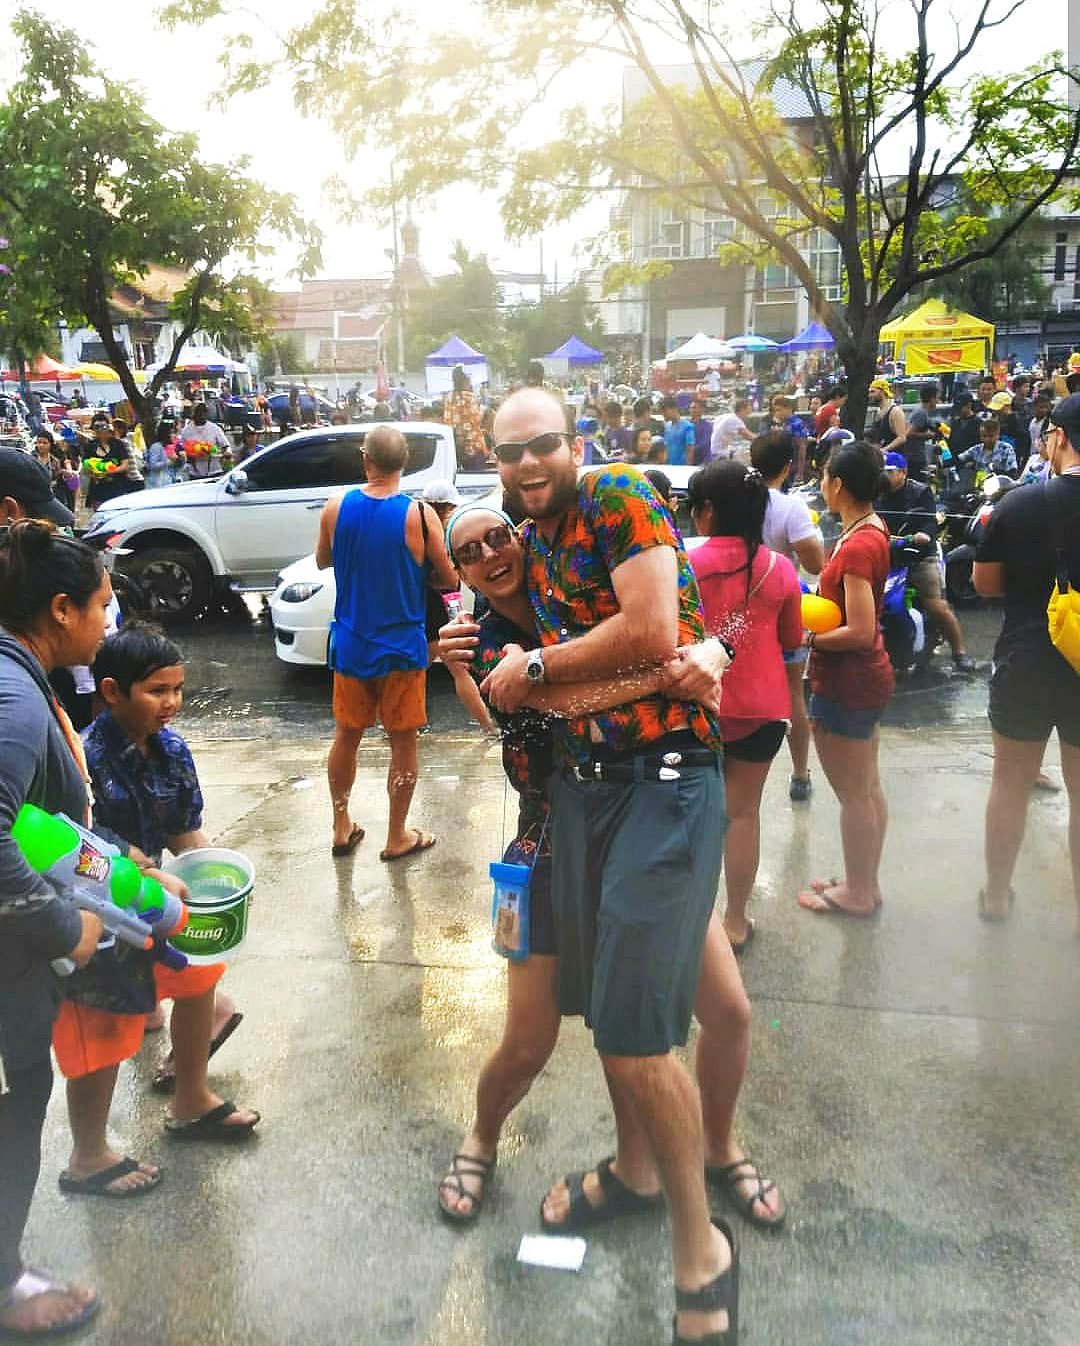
left=52, top=962, right=226, bottom=1079
left=333, top=668, right=426, bottom=732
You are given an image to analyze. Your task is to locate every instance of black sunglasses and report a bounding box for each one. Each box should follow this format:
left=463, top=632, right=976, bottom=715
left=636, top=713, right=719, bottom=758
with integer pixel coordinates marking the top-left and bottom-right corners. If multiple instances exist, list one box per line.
left=492, top=431, right=571, bottom=465
left=453, top=524, right=515, bottom=566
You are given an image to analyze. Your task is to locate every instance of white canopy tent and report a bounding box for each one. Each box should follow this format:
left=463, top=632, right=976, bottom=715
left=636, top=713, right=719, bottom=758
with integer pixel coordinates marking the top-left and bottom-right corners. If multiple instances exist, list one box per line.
left=664, top=332, right=736, bottom=362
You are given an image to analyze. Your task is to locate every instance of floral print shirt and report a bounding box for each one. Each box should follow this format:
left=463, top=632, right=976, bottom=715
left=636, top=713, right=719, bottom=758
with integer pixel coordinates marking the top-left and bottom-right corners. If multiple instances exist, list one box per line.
left=522, top=466, right=722, bottom=768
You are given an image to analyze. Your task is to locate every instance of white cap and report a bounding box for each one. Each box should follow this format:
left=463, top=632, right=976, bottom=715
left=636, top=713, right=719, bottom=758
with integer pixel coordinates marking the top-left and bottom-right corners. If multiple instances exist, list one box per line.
left=421, top=479, right=463, bottom=506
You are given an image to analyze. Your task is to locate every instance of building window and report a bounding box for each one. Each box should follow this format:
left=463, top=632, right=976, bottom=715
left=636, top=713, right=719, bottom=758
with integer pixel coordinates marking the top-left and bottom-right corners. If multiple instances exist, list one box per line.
left=649, top=204, right=687, bottom=259
left=702, top=201, right=735, bottom=257
left=756, top=263, right=798, bottom=302
left=1055, top=232, right=1067, bottom=282
left=807, top=228, right=842, bottom=301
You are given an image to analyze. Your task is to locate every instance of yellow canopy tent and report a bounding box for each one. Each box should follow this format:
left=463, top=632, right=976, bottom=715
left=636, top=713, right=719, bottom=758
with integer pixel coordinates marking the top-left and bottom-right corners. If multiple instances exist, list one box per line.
left=880, top=300, right=994, bottom=375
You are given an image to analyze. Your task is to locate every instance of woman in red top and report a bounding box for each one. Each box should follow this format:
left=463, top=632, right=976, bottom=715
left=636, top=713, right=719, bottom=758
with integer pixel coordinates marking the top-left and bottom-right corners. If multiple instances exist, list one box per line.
left=689, top=461, right=804, bottom=952
left=798, top=440, right=894, bottom=918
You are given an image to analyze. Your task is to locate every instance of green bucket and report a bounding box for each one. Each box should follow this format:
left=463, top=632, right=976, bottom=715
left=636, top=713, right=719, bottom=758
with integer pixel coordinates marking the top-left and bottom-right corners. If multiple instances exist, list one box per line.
left=163, top=848, right=254, bottom=965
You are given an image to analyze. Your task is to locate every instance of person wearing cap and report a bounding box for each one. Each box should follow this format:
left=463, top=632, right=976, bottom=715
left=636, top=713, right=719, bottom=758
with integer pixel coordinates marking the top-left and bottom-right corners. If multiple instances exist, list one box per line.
left=315, top=425, right=458, bottom=859
left=988, top=389, right=1025, bottom=457
left=865, top=379, right=908, bottom=459
left=972, top=391, right=1080, bottom=925
left=875, top=451, right=976, bottom=671
left=0, top=447, right=76, bottom=530
left=83, top=414, right=133, bottom=509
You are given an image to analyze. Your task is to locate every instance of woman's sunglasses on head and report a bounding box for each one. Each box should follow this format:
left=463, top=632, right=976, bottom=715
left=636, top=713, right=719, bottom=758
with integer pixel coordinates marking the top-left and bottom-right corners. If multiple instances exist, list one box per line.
left=492, top=431, right=571, bottom=465
left=454, top=524, right=515, bottom=567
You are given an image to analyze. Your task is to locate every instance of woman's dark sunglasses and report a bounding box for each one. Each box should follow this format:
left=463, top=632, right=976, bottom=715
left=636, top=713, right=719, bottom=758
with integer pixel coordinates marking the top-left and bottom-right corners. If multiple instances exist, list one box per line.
left=454, top=524, right=515, bottom=567
left=492, top=431, right=571, bottom=465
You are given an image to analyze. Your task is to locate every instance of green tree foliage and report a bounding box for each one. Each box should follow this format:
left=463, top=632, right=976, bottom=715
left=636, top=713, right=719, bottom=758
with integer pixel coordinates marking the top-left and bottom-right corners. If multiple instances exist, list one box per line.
left=255, top=333, right=309, bottom=378
left=922, top=215, right=1052, bottom=343
left=0, top=10, right=321, bottom=436
left=505, top=283, right=607, bottom=375
left=164, top=0, right=1080, bottom=429
left=404, top=241, right=508, bottom=371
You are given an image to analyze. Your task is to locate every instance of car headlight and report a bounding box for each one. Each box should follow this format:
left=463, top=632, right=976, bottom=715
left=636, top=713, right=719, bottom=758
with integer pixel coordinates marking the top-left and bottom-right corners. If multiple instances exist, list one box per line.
left=279, top=582, right=324, bottom=603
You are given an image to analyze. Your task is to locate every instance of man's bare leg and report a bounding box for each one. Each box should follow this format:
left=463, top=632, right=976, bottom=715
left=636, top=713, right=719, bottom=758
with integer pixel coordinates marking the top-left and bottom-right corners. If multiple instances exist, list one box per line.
left=382, top=728, right=428, bottom=857
left=604, top=1053, right=732, bottom=1343
left=328, top=723, right=364, bottom=848
left=64, top=1068, right=158, bottom=1195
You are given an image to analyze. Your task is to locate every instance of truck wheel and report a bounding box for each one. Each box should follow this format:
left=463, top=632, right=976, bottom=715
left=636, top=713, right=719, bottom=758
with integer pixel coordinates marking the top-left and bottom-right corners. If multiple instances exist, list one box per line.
left=120, top=547, right=211, bottom=622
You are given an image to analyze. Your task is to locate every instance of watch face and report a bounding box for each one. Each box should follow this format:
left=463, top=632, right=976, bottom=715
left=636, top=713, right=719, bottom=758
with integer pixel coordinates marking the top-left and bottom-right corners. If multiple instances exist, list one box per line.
left=526, top=651, right=544, bottom=682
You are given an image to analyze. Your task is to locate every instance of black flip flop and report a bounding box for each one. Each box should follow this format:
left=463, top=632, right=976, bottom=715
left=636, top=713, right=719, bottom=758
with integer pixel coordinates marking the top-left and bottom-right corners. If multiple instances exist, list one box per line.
left=705, top=1158, right=785, bottom=1230
left=540, top=1155, right=663, bottom=1232
left=164, top=1100, right=259, bottom=1140
left=379, top=830, right=436, bottom=863
left=437, top=1152, right=496, bottom=1226
left=0, top=1268, right=101, bottom=1339
left=331, top=826, right=365, bottom=857
left=151, top=1010, right=245, bottom=1094
left=729, top=919, right=755, bottom=957
left=58, top=1157, right=161, bottom=1200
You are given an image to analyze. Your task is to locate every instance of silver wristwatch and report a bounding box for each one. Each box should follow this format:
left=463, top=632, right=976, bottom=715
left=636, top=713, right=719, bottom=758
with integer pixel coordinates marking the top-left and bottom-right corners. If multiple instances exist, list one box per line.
left=525, top=648, right=546, bottom=684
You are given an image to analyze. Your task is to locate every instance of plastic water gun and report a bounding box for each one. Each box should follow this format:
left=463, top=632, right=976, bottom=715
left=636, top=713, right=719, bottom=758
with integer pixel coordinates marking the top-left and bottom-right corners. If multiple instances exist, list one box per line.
left=183, top=441, right=217, bottom=461
left=83, top=456, right=125, bottom=476
left=11, top=804, right=189, bottom=973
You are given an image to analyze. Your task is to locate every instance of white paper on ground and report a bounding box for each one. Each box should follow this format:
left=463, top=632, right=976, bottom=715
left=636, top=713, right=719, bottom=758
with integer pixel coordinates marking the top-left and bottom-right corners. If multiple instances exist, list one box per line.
left=516, top=1234, right=587, bottom=1271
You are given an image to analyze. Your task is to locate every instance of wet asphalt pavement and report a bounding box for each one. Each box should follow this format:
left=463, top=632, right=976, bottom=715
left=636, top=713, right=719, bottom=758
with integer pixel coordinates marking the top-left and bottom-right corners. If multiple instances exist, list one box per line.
left=174, top=599, right=1007, bottom=742
left=22, top=600, right=1080, bottom=1346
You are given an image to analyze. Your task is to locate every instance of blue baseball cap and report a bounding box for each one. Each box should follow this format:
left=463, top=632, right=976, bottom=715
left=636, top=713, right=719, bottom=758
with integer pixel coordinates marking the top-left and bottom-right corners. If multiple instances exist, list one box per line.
left=884, top=451, right=908, bottom=472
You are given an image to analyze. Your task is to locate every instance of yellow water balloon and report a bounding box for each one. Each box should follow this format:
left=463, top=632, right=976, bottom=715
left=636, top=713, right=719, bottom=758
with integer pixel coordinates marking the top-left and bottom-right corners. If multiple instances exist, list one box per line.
left=802, top=592, right=842, bottom=634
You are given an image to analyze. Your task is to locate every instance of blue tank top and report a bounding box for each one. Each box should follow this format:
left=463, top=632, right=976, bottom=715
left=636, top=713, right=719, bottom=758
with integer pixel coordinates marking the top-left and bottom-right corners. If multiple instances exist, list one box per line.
left=330, top=490, right=428, bottom=679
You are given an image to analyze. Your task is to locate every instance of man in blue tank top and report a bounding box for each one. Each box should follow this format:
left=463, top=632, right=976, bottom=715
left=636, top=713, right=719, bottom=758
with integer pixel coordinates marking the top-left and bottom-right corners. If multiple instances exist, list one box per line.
left=316, top=425, right=457, bottom=860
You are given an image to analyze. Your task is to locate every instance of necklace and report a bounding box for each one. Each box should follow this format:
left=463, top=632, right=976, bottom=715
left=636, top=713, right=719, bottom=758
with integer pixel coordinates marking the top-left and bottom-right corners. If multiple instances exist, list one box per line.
left=838, top=510, right=875, bottom=541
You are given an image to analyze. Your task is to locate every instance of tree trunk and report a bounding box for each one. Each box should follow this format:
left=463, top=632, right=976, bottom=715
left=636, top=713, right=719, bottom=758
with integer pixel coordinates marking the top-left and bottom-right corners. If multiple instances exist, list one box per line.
left=837, top=322, right=885, bottom=441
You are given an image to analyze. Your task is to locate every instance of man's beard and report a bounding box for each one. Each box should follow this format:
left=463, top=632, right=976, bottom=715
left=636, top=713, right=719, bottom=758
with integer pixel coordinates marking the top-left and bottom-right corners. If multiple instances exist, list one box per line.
left=505, top=459, right=580, bottom=521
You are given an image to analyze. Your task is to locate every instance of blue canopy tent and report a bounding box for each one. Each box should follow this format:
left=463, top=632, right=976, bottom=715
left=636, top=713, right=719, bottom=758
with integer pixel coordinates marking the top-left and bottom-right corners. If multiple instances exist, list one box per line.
left=779, top=321, right=835, bottom=352
left=425, top=335, right=488, bottom=394
left=544, top=336, right=605, bottom=365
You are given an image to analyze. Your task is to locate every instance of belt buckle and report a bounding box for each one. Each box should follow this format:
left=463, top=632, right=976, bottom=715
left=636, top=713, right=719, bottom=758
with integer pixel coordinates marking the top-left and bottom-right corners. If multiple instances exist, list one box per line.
left=661, top=752, right=683, bottom=767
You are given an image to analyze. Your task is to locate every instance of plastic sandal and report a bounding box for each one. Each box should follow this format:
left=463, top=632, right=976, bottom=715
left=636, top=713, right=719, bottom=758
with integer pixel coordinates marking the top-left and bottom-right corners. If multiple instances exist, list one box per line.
left=0, top=1268, right=100, bottom=1339
left=540, top=1155, right=663, bottom=1232
left=705, top=1158, right=785, bottom=1229
left=672, top=1217, right=739, bottom=1345
left=437, top=1152, right=496, bottom=1225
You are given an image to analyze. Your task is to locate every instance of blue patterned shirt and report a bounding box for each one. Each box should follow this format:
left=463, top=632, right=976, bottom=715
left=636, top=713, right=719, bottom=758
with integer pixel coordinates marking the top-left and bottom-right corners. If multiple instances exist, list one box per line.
left=82, top=711, right=203, bottom=866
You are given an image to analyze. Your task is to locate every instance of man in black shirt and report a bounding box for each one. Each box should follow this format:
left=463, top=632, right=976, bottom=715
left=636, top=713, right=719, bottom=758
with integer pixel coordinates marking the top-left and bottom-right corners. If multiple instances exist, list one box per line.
left=972, top=392, right=1080, bottom=923
left=876, top=451, right=975, bottom=670
left=948, top=389, right=980, bottom=460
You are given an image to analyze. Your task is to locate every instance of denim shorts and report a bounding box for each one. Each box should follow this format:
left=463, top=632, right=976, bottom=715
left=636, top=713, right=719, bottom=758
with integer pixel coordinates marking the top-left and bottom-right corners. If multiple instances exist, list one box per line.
left=808, top=693, right=885, bottom=740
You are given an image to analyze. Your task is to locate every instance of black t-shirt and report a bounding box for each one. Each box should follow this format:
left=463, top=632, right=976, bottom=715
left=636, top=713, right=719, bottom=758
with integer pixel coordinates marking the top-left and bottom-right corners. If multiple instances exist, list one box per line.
left=875, top=479, right=938, bottom=543
left=976, top=475, right=1080, bottom=653
left=948, top=414, right=980, bottom=457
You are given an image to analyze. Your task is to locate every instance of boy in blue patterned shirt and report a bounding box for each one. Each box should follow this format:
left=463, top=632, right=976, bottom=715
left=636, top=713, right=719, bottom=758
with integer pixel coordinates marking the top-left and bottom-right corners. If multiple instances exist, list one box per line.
left=60, top=627, right=257, bottom=1194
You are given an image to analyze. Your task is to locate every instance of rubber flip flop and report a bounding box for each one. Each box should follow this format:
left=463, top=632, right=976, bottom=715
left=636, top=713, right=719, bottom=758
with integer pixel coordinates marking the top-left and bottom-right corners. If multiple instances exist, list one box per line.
left=331, top=826, right=365, bottom=857
left=379, top=830, right=436, bottom=863
left=151, top=1010, right=245, bottom=1094
left=58, top=1157, right=161, bottom=1199
left=797, top=888, right=877, bottom=918
left=977, top=887, right=1015, bottom=923
left=0, top=1268, right=101, bottom=1339
left=729, top=918, right=755, bottom=957
left=164, top=1101, right=259, bottom=1140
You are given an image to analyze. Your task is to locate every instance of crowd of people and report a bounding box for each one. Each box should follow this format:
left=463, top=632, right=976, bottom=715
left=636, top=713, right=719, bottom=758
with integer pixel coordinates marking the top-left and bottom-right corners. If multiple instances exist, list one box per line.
left=1, top=360, right=1078, bottom=1342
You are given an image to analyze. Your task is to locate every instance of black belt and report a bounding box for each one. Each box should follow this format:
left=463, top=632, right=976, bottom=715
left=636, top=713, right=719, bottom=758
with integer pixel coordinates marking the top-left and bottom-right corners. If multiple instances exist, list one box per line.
left=569, top=747, right=719, bottom=783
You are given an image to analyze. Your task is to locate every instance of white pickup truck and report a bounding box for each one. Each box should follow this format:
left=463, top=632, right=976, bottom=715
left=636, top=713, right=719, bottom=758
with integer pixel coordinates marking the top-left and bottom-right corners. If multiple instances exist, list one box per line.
left=82, top=422, right=500, bottom=620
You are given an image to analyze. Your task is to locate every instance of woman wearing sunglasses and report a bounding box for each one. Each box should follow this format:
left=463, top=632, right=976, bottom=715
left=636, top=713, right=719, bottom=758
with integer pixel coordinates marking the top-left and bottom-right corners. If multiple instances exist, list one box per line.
left=435, top=503, right=783, bottom=1243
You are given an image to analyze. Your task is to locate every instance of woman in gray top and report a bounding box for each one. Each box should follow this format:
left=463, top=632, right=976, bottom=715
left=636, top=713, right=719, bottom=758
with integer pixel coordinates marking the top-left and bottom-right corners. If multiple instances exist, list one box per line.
left=0, top=521, right=110, bottom=1338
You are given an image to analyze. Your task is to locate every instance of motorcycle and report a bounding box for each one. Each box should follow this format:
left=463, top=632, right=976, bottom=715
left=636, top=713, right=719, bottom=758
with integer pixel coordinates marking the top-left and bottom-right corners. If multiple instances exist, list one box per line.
left=881, top=536, right=944, bottom=675
left=944, top=473, right=1020, bottom=606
